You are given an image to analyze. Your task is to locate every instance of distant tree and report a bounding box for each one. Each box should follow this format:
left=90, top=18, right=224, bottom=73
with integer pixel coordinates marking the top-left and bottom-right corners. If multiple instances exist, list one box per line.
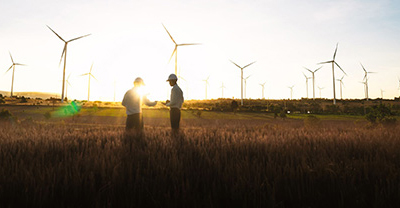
left=366, top=104, right=397, bottom=125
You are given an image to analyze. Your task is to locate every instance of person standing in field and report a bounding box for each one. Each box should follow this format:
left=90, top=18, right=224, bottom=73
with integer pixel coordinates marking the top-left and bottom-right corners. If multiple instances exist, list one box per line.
left=122, top=77, right=157, bottom=131
left=165, top=74, right=184, bottom=130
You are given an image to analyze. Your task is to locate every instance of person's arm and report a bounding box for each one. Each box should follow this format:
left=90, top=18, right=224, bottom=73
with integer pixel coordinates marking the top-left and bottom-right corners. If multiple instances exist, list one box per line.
left=122, top=92, right=128, bottom=107
left=166, top=88, right=177, bottom=107
left=143, top=96, right=157, bottom=107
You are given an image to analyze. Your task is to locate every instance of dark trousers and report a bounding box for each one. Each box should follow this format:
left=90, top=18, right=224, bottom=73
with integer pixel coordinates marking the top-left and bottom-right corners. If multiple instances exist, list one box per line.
left=170, top=108, right=181, bottom=129
left=126, top=113, right=143, bottom=130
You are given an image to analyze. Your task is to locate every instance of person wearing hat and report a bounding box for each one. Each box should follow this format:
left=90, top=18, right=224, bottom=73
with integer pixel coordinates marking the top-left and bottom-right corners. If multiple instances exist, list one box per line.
left=122, top=77, right=157, bottom=131
left=165, top=74, right=184, bottom=130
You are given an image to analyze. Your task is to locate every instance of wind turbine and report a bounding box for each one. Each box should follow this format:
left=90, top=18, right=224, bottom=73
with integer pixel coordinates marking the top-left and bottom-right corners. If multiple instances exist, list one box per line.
left=359, top=79, right=368, bottom=99
left=360, top=63, right=375, bottom=101
left=288, top=85, right=294, bottom=100
left=302, top=72, right=312, bottom=98
left=381, top=89, right=385, bottom=99
left=304, top=66, right=322, bottom=100
left=318, top=86, right=324, bottom=99
left=47, top=25, right=91, bottom=103
left=220, top=82, right=226, bottom=98
left=243, top=75, right=251, bottom=98
left=65, top=73, right=72, bottom=101
left=336, top=76, right=345, bottom=100
left=80, top=63, right=97, bottom=102
left=318, top=43, right=346, bottom=105
left=113, top=80, right=117, bottom=102
left=5, top=52, right=25, bottom=97
left=230, top=60, right=256, bottom=105
left=162, top=24, right=200, bottom=75
left=398, top=77, right=400, bottom=98
left=202, top=76, right=210, bottom=99
left=259, top=82, right=266, bottom=99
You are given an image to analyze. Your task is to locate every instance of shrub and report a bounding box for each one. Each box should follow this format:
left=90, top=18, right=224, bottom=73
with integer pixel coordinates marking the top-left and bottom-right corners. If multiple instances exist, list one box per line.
left=44, top=111, right=52, bottom=119
left=0, top=109, right=13, bottom=120
left=20, top=96, right=28, bottom=103
left=304, top=115, right=321, bottom=128
left=366, top=104, right=397, bottom=125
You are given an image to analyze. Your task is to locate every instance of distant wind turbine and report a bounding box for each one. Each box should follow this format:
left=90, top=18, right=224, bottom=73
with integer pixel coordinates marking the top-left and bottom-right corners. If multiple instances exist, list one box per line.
left=360, top=79, right=368, bottom=99
left=381, top=89, right=385, bottom=99
left=318, top=43, right=346, bottom=105
left=288, top=85, right=294, bottom=100
left=162, top=24, right=200, bottom=75
left=243, top=75, right=251, bottom=98
left=302, top=72, right=312, bottom=98
left=304, top=66, right=322, bottom=100
left=259, top=82, right=266, bottom=99
left=220, top=82, right=226, bottom=98
left=230, top=60, right=256, bottom=105
left=5, top=52, right=25, bottom=97
left=318, top=86, right=324, bottom=99
left=336, top=76, right=345, bottom=100
left=47, top=25, right=91, bottom=103
left=65, top=73, right=72, bottom=101
left=398, top=77, right=400, bottom=98
left=360, top=63, right=375, bottom=101
left=202, top=76, right=210, bottom=99
left=80, top=63, right=97, bottom=101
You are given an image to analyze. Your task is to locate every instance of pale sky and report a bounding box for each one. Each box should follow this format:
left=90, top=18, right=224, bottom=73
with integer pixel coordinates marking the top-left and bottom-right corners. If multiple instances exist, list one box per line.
left=1, top=0, right=399, bottom=101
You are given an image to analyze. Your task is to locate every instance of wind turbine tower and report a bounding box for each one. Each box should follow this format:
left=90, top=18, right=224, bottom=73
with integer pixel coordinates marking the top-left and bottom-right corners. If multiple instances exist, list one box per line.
left=318, top=43, right=346, bottom=105
left=381, top=89, right=385, bottom=99
left=202, top=76, right=210, bottom=100
left=5, top=52, right=25, bottom=97
left=230, top=60, right=256, bottom=105
left=47, top=25, right=91, bottom=103
left=162, top=24, right=200, bottom=75
left=259, top=82, right=266, bottom=99
left=304, top=66, right=322, bottom=100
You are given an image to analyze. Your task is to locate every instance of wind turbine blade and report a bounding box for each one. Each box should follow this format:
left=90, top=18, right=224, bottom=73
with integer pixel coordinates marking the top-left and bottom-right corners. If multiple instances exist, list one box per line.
left=9, top=52, right=14, bottom=63
left=302, top=72, right=307, bottom=78
left=230, top=60, right=241, bottom=69
left=333, top=43, right=338, bottom=60
left=68, top=34, right=91, bottom=42
left=14, top=63, right=26, bottom=66
left=243, top=61, right=256, bottom=69
left=67, top=80, right=72, bottom=87
left=59, top=45, right=66, bottom=65
left=318, top=61, right=333, bottom=65
left=47, top=25, right=65, bottom=42
left=334, top=62, right=347, bottom=76
left=168, top=47, right=177, bottom=63
left=304, top=67, right=312, bottom=73
left=67, top=73, right=71, bottom=80
left=6, top=65, right=13, bottom=73
left=80, top=73, right=89, bottom=76
left=90, top=63, right=94, bottom=73
left=90, top=74, right=98, bottom=81
left=162, top=24, right=177, bottom=45
left=314, top=66, right=323, bottom=72
left=178, top=43, right=201, bottom=46
left=360, top=63, right=367, bottom=73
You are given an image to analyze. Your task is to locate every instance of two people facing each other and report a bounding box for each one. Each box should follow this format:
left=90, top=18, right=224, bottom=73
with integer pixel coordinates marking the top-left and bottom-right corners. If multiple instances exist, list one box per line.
left=122, top=74, right=184, bottom=131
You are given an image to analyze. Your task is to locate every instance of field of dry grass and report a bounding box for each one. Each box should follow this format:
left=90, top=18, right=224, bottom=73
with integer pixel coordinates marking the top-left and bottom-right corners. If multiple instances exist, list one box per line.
left=0, top=106, right=400, bottom=207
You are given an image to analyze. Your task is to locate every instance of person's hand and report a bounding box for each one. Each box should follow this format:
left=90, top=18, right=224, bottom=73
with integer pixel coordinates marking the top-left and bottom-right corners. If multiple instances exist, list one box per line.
left=166, top=100, right=170, bottom=104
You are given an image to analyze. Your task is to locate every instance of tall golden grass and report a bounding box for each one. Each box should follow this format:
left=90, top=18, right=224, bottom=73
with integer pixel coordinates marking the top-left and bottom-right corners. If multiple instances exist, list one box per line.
left=0, top=120, right=399, bottom=207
